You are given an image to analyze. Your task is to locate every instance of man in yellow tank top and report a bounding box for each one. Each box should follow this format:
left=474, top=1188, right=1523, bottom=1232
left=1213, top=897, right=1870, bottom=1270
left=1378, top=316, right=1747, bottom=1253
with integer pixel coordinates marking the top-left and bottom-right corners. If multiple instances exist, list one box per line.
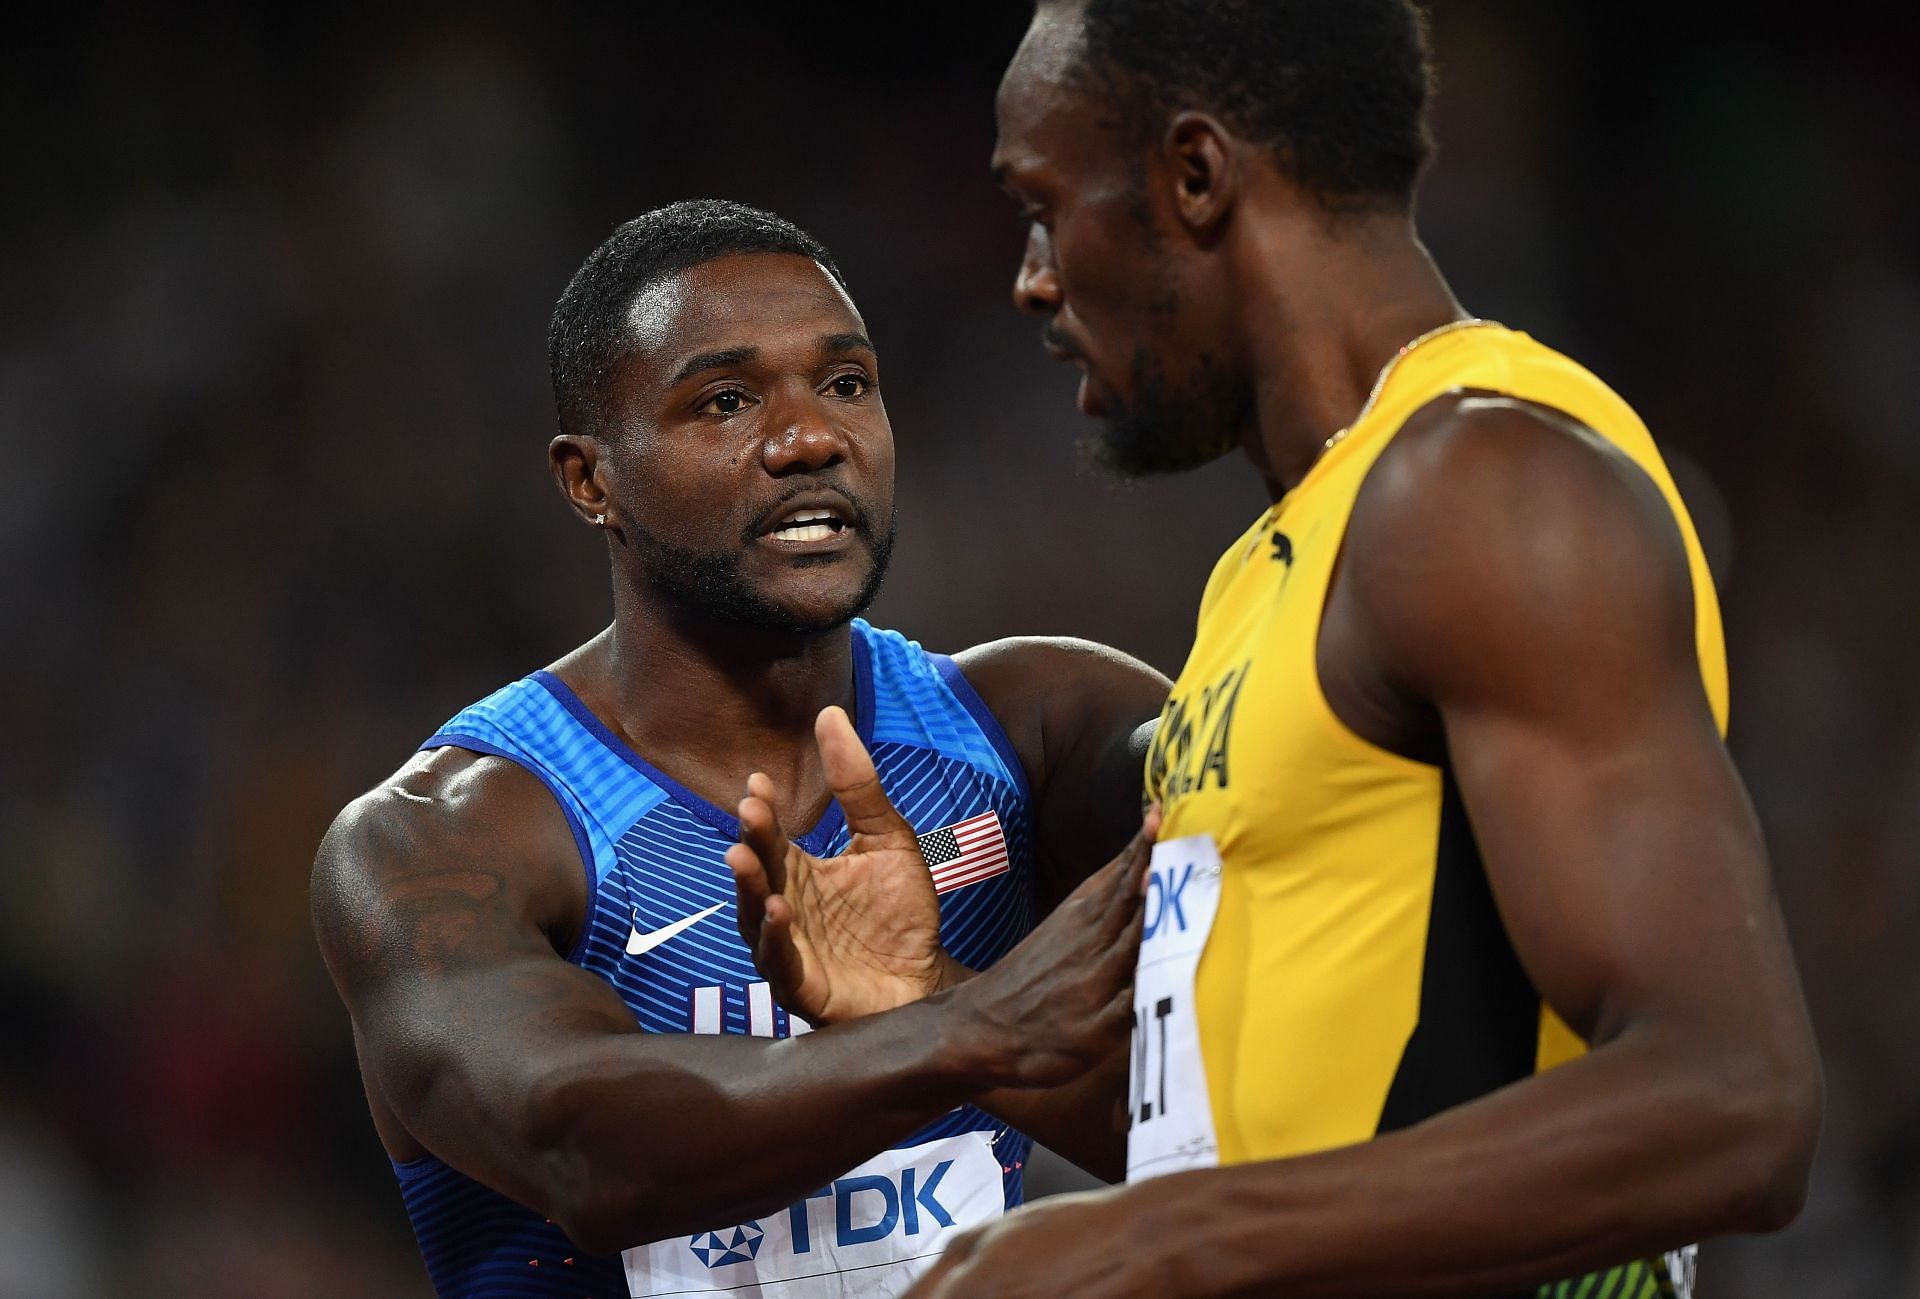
left=731, top=2, right=1824, bottom=1296
left=902, top=2, right=1819, bottom=1297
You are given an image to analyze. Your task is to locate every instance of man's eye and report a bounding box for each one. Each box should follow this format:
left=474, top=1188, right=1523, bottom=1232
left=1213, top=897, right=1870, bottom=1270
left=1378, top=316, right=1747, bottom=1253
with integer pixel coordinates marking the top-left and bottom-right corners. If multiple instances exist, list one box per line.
left=829, top=374, right=870, bottom=399
left=701, top=389, right=749, bottom=415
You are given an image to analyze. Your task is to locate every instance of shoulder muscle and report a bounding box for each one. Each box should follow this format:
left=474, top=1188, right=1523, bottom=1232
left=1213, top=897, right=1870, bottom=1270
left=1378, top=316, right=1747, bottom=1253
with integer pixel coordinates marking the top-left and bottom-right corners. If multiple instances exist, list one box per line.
left=953, top=636, right=1166, bottom=791
left=311, top=749, right=588, bottom=1007
left=1349, top=394, right=1700, bottom=720
left=953, top=636, right=1168, bottom=904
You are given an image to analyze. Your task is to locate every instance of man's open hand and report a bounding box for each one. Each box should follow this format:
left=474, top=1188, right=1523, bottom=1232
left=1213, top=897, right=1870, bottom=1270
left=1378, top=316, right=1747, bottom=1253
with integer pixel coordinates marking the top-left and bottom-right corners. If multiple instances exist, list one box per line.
left=725, top=706, right=960, bottom=1025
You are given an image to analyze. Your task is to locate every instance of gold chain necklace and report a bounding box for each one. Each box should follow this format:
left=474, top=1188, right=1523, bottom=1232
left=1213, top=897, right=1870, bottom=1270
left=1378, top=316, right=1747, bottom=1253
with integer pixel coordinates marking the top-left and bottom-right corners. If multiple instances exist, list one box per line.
left=1315, top=317, right=1501, bottom=463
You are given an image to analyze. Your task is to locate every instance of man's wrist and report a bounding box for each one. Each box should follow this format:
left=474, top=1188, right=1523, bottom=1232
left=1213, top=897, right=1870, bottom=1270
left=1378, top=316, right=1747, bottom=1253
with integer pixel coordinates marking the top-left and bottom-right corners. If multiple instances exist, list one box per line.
left=931, top=951, right=976, bottom=995
left=1117, top=1168, right=1278, bottom=1298
left=928, top=973, right=1026, bottom=1091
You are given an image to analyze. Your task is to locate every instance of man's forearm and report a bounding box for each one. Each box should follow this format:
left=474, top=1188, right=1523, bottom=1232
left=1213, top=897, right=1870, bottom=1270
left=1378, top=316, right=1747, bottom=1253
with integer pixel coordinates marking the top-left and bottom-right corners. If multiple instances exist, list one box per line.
left=520, top=989, right=1008, bottom=1252
left=1106, top=1028, right=1816, bottom=1297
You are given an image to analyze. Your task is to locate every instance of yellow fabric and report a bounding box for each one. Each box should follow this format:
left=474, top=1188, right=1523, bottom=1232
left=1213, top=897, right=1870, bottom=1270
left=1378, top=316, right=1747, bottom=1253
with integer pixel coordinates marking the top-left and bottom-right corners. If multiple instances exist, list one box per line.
left=1142, top=325, right=1727, bottom=1165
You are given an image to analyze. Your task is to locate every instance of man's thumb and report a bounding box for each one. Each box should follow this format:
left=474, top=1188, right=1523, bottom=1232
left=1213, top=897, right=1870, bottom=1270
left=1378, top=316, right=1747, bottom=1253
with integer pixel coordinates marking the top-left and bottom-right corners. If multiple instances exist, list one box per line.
left=816, top=705, right=908, bottom=836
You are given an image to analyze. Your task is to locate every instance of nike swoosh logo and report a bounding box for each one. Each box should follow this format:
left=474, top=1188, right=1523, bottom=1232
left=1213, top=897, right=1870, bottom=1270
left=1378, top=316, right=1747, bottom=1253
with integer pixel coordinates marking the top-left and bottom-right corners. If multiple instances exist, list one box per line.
left=626, top=902, right=725, bottom=957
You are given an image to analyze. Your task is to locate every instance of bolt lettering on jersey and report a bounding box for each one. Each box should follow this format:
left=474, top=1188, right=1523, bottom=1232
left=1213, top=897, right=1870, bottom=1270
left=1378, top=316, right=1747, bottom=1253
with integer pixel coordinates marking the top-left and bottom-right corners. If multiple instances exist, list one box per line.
left=392, top=620, right=1038, bottom=1298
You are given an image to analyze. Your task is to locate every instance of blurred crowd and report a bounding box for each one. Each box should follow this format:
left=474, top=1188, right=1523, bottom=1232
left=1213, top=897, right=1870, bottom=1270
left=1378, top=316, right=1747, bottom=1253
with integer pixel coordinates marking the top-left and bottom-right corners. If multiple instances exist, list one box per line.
left=2, top=3, right=1915, bottom=1295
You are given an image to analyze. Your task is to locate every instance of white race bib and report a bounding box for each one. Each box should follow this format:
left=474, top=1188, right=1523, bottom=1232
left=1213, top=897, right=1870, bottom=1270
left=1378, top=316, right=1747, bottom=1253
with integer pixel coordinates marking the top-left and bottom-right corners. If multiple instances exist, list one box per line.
left=1126, top=835, right=1224, bottom=1181
left=623, top=1131, right=1004, bottom=1298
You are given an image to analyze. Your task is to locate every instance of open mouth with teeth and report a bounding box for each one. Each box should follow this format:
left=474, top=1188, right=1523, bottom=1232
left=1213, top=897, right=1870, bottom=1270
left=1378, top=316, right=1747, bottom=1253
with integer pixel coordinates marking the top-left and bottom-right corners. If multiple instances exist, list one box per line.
left=764, top=508, right=849, bottom=543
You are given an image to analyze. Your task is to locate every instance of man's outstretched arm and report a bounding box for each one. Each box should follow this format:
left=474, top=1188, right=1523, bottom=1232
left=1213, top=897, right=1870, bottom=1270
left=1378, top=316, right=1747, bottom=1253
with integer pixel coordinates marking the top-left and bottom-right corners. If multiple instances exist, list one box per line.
left=312, top=746, right=1142, bottom=1256
left=905, top=400, right=1822, bottom=1298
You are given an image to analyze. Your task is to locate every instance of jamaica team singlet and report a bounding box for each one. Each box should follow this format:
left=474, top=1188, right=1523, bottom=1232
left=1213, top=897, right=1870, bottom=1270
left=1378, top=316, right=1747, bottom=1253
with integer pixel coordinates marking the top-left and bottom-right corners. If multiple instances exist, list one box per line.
left=1129, top=325, right=1725, bottom=1299
left=396, top=619, right=1038, bottom=1299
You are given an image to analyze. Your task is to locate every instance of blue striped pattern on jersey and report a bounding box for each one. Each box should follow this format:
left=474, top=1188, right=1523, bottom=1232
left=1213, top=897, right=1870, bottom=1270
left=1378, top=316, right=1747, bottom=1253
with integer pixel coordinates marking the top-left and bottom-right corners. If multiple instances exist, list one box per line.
left=394, top=1156, right=628, bottom=1298
left=418, top=675, right=667, bottom=886
left=394, top=620, right=1038, bottom=1299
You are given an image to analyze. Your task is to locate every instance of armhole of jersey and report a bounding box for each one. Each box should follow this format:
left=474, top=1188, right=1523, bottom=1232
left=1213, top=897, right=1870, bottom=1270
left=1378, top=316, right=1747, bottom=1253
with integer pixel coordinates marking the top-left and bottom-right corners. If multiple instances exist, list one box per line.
left=929, top=654, right=1032, bottom=800
left=420, top=731, right=602, bottom=965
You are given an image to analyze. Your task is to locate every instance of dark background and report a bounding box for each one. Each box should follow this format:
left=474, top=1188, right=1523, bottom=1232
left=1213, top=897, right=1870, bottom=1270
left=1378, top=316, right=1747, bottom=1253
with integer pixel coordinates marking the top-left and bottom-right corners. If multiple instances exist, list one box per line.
left=3, top=3, right=1916, bottom=1294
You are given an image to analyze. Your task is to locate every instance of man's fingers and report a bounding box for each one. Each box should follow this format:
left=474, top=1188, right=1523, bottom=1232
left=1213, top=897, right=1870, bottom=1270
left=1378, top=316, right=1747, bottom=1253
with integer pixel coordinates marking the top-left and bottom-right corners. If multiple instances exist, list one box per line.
left=746, top=772, right=787, bottom=841
left=738, top=778, right=790, bottom=893
left=1062, top=823, right=1148, bottom=909
left=1124, top=818, right=1157, bottom=875
left=816, top=706, right=912, bottom=840
left=1080, top=807, right=1159, bottom=928
left=725, top=840, right=770, bottom=946
left=1129, top=803, right=1162, bottom=871
left=1099, top=981, right=1137, bottom=1035
left=756, top=896, right=812, bottom=1011
left=1064, top=803, right=1163, bottom=908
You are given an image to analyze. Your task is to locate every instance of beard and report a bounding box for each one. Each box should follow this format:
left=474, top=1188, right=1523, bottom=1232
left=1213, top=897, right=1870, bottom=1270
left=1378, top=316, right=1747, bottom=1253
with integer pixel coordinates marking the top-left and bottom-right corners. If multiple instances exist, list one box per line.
left=627, top=508, right=896, bottom=636
left=1082, top=345, right=1253, bottom=479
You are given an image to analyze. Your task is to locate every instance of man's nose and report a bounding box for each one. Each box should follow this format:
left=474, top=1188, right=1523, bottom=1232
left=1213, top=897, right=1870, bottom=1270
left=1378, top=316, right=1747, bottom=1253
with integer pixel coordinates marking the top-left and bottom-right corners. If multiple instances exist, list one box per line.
left=760, top=396, right=849, bottom=474
left=1013, top=226, right=1061, bottom=315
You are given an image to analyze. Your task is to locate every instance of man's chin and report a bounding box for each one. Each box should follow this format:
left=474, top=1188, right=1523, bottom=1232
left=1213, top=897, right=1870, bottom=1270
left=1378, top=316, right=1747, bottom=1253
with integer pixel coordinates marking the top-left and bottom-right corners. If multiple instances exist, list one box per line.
left=634, top=514, right=894, bottom=636
left=681, top=570, right=867, bottom=637
left=750, top=593, right=874, bottom=636
left=750, top=549, right=889, bottom=629
left=730, top=556, right=891, bottom=636
left=1080, top=416, right=1237, bottom=479
left=1080, top=347, right=1250, bottom=479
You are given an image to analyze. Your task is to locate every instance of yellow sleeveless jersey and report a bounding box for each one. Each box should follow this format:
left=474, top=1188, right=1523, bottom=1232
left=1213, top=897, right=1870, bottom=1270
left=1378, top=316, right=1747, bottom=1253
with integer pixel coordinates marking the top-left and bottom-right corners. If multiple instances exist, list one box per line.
left=1143, top=324, right=1728, bottom=1170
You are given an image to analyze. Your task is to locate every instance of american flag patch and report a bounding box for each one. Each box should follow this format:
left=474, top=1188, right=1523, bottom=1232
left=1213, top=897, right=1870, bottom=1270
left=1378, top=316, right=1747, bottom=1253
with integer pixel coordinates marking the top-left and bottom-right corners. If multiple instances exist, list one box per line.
left=917, top=810, right=1010, bottom=894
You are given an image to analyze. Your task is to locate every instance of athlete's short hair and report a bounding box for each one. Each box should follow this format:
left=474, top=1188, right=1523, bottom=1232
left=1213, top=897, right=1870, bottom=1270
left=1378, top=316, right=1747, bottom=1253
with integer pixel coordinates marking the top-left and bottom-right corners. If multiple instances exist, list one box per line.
left=1069, top=0, right=1434, bottom=212
left=549, top=199, right=847, bottom=437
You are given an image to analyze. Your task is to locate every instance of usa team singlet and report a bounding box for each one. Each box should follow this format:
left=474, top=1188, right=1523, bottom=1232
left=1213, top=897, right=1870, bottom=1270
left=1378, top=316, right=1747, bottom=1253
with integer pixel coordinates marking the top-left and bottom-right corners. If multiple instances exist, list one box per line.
left=1128, top=325, right=1725, bottom=1299
left=395, top=619, right=1038, bottom=1299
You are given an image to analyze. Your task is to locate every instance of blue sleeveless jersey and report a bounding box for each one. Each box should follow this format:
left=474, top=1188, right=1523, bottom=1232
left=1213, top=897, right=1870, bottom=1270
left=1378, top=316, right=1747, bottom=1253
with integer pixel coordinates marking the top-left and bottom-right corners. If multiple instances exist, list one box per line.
left=393, top=620, right=1038, bottom=1298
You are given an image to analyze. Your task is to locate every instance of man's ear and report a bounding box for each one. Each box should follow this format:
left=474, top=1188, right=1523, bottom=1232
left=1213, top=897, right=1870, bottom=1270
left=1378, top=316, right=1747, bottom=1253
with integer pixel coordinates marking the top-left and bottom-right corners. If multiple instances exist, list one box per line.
left=1164, top=111, right=1239, bottom=240
left=551, top=433, right=618, bottom=534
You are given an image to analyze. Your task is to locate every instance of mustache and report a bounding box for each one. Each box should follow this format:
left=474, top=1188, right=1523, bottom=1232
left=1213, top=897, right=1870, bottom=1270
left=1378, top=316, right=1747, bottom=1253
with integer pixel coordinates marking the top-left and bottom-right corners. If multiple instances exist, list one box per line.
left=741, top=479, right=879, bottom=543
left=1040, top=322, right=1085, bottom=361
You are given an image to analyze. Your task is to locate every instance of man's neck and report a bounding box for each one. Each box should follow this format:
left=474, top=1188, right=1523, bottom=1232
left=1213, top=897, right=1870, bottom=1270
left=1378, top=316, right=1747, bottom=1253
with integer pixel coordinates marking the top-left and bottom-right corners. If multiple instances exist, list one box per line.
left=1233, top=210, right=1466, bottom=494
left=557, top=581, right=860, bottom=819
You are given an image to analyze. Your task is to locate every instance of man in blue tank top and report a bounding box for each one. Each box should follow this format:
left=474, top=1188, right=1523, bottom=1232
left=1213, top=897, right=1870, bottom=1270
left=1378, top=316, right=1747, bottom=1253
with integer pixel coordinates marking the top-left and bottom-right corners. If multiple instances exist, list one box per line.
left=310, top=199, right=1169, bottom=1299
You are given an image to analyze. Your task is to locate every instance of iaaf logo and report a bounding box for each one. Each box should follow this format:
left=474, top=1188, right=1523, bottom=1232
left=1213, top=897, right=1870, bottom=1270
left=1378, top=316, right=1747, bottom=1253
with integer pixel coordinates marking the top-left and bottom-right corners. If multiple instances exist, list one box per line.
left=690, top=1161, right=957, bottom=1268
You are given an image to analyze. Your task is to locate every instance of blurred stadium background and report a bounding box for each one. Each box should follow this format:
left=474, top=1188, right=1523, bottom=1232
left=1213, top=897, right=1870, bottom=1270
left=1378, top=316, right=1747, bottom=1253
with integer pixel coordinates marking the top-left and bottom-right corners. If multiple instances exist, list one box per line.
left=3, top=2, right=1916, bottom=1294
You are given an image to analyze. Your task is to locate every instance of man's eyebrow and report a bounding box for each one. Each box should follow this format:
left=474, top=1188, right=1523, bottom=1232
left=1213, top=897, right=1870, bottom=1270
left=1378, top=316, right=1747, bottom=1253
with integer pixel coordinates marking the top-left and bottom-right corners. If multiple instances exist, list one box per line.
left=670, top=345, right=758, bottom=385
left=821, top=332, right=875, bottom=357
